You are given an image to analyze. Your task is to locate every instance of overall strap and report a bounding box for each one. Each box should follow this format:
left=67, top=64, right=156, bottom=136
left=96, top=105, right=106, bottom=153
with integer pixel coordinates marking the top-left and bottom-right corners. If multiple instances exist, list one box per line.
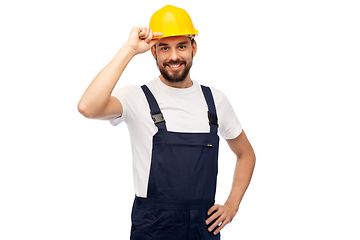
left=201, top=85, right=218, bottom=134
left=141, top=85, right=167, bottom=130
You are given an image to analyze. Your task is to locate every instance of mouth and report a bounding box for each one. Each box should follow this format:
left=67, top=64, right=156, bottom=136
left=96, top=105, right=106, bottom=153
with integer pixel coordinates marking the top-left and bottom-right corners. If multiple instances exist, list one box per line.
left=165, top=62, right=184, bottom=71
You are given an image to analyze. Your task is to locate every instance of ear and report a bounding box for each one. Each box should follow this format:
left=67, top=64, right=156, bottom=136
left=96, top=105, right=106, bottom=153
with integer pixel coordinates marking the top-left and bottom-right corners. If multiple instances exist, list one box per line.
left=151, top=45, right=157, bottom=60
left=192, top=40, right=197, bottom=57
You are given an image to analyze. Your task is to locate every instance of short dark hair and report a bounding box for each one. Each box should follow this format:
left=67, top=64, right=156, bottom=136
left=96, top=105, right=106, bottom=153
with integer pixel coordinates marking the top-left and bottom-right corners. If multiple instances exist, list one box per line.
left=189, top=36, right=195, bottom=45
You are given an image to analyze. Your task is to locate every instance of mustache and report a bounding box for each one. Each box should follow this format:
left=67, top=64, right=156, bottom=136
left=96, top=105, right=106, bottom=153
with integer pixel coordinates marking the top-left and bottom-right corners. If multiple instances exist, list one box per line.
left=163, top=60, right=186, bottom=67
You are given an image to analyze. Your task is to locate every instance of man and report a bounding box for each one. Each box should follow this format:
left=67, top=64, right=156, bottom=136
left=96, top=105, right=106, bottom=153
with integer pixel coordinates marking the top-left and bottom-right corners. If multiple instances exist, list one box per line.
left=78, top=5, right=255, bottom=240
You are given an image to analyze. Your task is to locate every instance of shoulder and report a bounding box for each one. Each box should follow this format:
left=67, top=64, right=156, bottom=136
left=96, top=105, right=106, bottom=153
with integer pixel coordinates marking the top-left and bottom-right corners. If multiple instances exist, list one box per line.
left=112, top=79, right=158, bottom=103
left=111, top=83, right=152, bottom=124
left=207, top=85, right=242, bottom=138
left=208, top=85, right=228, bottom=108
left=112, top=84, right=142, bottom=99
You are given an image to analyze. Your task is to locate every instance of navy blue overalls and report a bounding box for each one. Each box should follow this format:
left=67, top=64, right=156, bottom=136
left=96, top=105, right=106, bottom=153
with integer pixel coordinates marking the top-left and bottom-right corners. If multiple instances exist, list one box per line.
left=130, top=85, right=220, bottom=240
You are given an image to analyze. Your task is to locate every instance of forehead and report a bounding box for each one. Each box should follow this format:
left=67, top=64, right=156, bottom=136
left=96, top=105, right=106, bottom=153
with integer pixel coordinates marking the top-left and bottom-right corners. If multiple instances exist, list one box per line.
left=156, top=36, right=191, bottom=46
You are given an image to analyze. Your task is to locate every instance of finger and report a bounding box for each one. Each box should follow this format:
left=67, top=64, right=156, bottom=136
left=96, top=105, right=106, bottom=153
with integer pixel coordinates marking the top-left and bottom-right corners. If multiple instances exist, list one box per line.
left=213, top=218, right=230, bottom=235
left=208, top=204, right=220, bottom=215
left=142, top=27, right=151, bottom=39
left=144, top=29, right=153, bottom=43
left=144, top=27, right=150, bottom=39
left=205, top=212, right=218, bottom=225
left=206, top=210, right=222, bottom=226
left=208, top=214, right=225, bottom=232
left=152, top=32, right=164, bottom=39
left=206, top=205, right=221, bottom=225
left=209, top=213, right=230, bottom=233
left=149, top=38, right=159, bottom=48
left=138, top=27, right=148, bottom=39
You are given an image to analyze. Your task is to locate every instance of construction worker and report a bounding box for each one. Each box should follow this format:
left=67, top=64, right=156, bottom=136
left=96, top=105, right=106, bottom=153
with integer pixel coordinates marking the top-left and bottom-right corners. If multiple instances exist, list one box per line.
left=78, top=5, right=255, bottom=240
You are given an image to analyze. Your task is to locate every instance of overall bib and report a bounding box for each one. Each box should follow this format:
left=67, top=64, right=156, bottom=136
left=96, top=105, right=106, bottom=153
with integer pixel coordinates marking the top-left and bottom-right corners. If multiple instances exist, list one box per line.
left=130, top=85, right=220, bottom=240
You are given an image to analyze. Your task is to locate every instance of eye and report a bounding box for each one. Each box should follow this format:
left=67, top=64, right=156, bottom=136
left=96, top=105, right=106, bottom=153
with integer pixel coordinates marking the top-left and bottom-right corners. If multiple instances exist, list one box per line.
left=179, top=45, right=186, bottom=49
left=160, top=47, right=168, bottom=51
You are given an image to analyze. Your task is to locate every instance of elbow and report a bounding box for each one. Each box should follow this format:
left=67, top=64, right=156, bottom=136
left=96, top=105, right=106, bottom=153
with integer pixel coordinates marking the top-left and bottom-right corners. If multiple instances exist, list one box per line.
left=238, top=149, right=256, bottom=169
left=250, top=151, right=256, bottom=172
left=250, top=149, right=256, bottom=166
left=77, top=101, right=97, bottom=119
left=77, top=101, right=90, bottom=118
left=252, top=153, right=256, bottom=167
left=252, top=149, right=256, bottom=162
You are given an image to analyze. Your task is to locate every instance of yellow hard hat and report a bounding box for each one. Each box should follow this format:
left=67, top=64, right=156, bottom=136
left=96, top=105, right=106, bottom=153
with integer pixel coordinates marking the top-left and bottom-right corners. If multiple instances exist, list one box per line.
left=149, top=5, right=198, bottom=39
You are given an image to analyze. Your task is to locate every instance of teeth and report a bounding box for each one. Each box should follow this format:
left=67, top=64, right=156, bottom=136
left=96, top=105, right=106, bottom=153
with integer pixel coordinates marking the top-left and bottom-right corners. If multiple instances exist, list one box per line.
left=169, top=64, right=180, bottom=68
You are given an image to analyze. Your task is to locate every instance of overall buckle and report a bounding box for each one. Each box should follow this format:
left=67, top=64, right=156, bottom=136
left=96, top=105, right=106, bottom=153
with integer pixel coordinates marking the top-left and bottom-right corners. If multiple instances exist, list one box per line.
left=151, top=112, right=165, bottom=125
left=208, top=111, right=218, bottom=127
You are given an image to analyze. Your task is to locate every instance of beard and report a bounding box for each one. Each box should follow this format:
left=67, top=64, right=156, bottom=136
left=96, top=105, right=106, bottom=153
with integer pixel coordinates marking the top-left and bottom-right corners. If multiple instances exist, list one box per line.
left=156, top=57, right=193, bottom=83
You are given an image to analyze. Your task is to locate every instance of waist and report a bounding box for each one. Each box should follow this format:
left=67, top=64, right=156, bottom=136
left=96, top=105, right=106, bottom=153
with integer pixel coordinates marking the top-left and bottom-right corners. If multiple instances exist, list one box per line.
left=134, top=196, right=214, bottom=210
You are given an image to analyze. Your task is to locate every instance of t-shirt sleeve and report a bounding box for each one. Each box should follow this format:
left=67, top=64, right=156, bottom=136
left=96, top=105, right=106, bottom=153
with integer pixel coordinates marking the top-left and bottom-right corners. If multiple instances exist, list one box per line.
left=109, top=85, right=140, bottom=126
left=211, top=87, right=243, bottom=139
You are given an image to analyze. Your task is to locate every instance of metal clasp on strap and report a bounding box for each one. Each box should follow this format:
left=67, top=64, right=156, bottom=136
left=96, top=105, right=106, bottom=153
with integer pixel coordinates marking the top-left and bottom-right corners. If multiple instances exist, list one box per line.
left=151, top=112, right=165, bottom=125
left=208, top=111, right=218, bottom=127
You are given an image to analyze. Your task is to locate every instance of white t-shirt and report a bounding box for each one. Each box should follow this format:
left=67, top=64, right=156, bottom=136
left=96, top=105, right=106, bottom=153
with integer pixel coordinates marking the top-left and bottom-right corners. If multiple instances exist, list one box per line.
left=110, top=77, right=242, bottom=197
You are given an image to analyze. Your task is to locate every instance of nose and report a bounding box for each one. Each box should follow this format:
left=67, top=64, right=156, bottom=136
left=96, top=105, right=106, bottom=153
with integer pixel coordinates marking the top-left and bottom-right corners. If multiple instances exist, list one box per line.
left=169, top=48, right=180, bottom=61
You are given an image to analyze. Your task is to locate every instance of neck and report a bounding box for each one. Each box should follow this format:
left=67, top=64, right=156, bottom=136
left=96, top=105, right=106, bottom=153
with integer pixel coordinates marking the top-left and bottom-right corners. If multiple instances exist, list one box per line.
left=159, top=74, right=193, bottom=88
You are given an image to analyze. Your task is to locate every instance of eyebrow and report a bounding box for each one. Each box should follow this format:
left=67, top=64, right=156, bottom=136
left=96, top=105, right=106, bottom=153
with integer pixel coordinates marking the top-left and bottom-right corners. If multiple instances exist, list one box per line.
left=158, top=41, right=189, bottom=47
left=158, top=43, right=169, bottom=47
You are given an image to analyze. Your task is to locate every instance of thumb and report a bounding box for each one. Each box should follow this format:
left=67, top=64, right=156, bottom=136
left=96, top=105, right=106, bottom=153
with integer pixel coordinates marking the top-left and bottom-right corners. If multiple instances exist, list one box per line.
left=148, top=33, right=163, bottom=47
left=149, top=38, right=159, bottom=48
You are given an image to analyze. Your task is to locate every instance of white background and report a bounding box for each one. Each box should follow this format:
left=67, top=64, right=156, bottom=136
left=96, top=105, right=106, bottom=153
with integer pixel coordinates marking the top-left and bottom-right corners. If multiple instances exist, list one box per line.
left=1, top=0, right=359, bottom=239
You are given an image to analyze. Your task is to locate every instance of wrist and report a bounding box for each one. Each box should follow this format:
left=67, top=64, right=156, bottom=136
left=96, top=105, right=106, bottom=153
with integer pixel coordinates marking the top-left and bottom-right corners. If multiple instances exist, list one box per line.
left=120, top=44, right=138, bottom=58
left=225, top=197, right=240, bottom=214
left=109, top=44, right=137, bottom=68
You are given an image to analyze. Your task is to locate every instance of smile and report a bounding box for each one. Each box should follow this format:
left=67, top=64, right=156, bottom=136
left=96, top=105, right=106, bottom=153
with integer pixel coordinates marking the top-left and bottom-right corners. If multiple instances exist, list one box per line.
left=166, top=63, right=183, bottom=70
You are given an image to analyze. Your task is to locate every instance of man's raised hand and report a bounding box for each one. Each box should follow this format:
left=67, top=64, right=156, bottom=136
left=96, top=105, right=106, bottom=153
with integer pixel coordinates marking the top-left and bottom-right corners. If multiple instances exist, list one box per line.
left=125, top=26, right=163, bottom=55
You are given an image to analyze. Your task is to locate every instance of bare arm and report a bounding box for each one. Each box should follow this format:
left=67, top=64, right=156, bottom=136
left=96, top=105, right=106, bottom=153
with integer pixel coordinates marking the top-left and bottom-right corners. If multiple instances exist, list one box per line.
left=77, top=27, right=162, bottom=120
left=206, top=130, right=256, bottom=235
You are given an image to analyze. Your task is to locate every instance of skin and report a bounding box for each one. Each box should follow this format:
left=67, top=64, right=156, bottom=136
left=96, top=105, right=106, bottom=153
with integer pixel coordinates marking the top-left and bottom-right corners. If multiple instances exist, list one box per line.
left=151, top=36, right=196, bottom=87
left=78, top=26, right=256, bottom=235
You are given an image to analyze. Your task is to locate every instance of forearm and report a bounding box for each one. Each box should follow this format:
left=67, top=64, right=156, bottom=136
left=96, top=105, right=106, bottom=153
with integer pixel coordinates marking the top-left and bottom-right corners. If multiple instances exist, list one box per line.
left=206, top=149, right=255, bottom=235
left=78, top=27, right=161, bottom=119
left=78, top=45, right=135, bottom=118
left=225, top=153, right=256, bottom=214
